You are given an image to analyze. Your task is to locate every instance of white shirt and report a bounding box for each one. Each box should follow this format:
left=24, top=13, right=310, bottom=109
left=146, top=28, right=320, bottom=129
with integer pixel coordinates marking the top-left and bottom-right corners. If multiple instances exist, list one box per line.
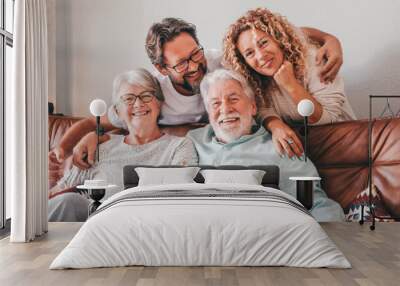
left=108, top=49, right=222, bottom=128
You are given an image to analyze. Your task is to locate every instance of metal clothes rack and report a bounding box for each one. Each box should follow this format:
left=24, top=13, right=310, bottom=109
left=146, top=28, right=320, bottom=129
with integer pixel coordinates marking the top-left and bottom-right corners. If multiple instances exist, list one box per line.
left=359, top=95, right=400, bottom=230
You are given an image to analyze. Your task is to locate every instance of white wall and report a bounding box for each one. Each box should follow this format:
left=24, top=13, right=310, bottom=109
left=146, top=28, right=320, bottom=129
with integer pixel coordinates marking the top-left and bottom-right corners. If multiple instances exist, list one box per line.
left=53, top=0, right=400, bottom=118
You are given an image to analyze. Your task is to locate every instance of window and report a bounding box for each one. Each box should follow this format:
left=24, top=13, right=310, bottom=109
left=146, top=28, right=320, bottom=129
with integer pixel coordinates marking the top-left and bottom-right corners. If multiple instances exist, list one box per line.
left=1, top=0, right=14, bottom=231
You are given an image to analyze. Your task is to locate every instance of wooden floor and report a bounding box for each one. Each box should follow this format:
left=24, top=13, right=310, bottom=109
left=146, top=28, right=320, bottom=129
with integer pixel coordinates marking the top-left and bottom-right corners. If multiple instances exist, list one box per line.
left=0, top=222, right=399, bottom=286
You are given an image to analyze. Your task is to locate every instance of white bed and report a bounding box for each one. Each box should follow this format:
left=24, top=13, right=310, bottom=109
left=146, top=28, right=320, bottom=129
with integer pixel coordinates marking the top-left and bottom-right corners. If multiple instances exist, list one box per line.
left=50, top=183, right=351, bottom=269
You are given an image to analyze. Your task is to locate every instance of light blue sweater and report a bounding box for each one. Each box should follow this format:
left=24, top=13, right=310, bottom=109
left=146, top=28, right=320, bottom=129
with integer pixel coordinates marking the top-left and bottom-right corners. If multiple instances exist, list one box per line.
left=187, top=124, right=344, bottom=222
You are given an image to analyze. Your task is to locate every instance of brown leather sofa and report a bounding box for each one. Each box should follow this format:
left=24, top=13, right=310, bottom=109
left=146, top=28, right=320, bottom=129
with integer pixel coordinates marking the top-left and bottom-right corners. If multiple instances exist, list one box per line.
left=48, top=115, right=400, bottom=216
left=308, top=118, right=400, bottom=217
left=48, top=115, right=82, bottom=189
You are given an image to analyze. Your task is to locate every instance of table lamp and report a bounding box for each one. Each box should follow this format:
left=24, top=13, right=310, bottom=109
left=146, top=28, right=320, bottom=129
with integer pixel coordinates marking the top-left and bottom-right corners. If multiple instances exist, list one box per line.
left=297, top=99, right=314, bottom=162
left=290, top=99, right=320, bottom=210
left=77, top=180, right=117, bottom=215
left=89, top=99, right=107, bottom=162
left=83, top=99, right=108, bottom=215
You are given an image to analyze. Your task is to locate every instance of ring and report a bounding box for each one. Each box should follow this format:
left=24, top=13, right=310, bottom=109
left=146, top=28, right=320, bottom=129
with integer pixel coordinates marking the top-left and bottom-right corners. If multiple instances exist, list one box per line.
left=286, top=138, right=294, bottom=145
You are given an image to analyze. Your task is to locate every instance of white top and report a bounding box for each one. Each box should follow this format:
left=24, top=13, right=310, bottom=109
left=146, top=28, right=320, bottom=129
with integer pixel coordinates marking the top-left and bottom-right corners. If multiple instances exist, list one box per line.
left=57, top=134, right=198, bottom=199
left=76, top=179, right=117, bottom=189
left=108, top=49, right=222, bottom=128
left=259, top=46, right=357, bottom=125
left=289, top=176, right=321, bottom=181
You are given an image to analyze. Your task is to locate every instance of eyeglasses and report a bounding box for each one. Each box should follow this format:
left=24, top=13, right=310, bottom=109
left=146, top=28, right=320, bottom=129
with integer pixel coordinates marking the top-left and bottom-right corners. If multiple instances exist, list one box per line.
left=120, top=92, right=154, bottom=106
left=165, top=46, right=205, bottom=73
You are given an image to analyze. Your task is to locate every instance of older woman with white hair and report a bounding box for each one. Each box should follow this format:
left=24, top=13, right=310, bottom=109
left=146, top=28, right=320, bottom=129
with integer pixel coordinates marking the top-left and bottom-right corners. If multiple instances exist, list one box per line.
left=49, top=68, right=198, bottom=222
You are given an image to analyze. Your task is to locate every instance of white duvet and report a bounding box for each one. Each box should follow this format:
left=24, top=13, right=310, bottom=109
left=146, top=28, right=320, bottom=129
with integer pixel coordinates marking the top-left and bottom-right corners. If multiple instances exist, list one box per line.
left=50, top=183, right=351, bottom=269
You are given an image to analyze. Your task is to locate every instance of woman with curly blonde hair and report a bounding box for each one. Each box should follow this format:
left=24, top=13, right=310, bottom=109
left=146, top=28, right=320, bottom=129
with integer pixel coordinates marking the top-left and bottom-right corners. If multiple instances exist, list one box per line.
left=223, top=8, right=356, bottom=158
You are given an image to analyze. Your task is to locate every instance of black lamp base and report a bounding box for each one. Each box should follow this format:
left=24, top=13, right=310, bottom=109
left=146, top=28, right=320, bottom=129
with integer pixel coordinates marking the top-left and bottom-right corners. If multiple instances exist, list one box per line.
left=87, top=188, right=106, bottom=216
left=296, top=180, right=314, bottom=210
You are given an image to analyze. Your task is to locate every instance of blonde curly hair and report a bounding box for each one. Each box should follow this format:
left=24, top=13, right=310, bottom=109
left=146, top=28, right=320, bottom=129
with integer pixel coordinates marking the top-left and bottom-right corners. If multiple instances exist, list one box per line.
left=223, top=8, right=307, bottom=107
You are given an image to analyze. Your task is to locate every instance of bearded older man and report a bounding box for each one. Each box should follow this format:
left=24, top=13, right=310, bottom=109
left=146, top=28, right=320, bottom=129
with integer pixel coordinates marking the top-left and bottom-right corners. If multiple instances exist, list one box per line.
left=186, top=69, right=344, bottom=222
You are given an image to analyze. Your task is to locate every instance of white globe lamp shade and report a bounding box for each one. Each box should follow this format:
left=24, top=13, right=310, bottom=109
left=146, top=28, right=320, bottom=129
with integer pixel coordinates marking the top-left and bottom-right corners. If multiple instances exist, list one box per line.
left=90, top=99, right=107, bottom=117
left=297, top=99, right=315, bottom=117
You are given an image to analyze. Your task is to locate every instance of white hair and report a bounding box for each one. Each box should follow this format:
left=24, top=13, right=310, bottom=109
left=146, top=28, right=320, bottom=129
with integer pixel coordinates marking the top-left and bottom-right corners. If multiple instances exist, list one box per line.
left=112, top=68, right=164, bottom=106
left=200, top=68, right=255, bottom=110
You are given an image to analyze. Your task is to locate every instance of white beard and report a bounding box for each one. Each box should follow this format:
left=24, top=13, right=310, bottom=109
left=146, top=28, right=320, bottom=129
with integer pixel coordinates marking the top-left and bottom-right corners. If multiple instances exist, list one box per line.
left=211, top=112, right=253, bottom=144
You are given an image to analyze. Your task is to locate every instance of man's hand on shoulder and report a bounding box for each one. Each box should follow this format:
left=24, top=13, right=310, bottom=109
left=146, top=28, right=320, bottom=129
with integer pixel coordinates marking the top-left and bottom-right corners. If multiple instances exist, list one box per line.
left=316, top=35, right=343, bottom=84
left=72, top=132, right=110, bottom=170
left=301, top=27, right=343, bottom=84
left=48, top=147, right=68, bottom=184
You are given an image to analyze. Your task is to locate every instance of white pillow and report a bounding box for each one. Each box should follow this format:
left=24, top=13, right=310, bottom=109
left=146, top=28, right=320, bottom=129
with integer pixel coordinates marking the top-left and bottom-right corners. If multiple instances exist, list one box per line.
left=135, top=167, right=200, bottom=186
left=200, top=169, right=266, bottom=185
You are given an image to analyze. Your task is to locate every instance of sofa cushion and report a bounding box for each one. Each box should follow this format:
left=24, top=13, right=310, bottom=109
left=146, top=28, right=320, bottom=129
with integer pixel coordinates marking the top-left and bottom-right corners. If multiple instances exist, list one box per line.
left=309, top=120, right=368, bottom=166
left=49, top=115, right=82, bottom=150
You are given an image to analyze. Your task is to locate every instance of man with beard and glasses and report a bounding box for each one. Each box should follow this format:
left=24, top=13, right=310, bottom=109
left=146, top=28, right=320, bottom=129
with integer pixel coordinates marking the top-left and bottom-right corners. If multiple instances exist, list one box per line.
left=186, top=69, right=344, bottom=222
left=49, top=17, right=345, bottom=171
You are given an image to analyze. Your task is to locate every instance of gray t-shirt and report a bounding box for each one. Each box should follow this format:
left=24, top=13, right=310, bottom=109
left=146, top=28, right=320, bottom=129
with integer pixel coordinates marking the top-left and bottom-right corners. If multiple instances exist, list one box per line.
left=57, top=134, right=198, bottom=199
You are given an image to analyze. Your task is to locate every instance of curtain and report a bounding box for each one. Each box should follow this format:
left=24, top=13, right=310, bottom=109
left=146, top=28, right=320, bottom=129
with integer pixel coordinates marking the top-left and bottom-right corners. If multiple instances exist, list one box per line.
left=9, top=0, right=49, bottom=242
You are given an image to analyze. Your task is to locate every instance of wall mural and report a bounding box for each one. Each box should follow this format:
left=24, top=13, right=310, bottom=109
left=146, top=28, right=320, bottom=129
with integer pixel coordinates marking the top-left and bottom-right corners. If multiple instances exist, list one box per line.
left=47, top=4, right=400, bottom=229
